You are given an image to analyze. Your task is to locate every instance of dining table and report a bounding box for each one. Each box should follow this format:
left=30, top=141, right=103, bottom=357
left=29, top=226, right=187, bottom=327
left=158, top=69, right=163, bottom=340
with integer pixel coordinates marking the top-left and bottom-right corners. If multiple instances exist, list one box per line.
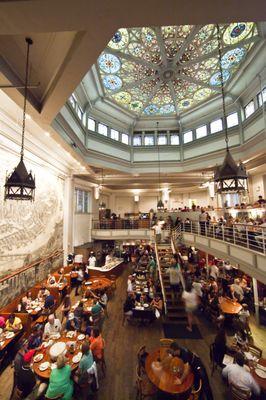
left=145, top=349, right=194, bottom=398
left=219, top=297, right=242, bottom=314
left=83, top=277, right=112, bottom=293
left=250, top=358, right=266, bottom=392
left=0, top=329, right=22, bottom=352
left=32, top=332, right=86, bottom=379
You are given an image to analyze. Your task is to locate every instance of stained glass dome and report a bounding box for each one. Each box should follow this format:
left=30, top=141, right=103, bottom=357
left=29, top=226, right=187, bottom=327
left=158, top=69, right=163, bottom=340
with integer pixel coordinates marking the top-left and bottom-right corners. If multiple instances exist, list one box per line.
left=94, top=22, right=258, bottom=117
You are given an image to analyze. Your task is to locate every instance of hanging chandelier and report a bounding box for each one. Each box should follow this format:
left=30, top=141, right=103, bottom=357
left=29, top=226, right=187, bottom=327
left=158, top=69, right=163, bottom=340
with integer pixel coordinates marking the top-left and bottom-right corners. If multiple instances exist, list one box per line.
left=4, top=38, right=36, bottom=201
left=214, top=25, right=248, bottom=195
left=98, top=169, right=106, bottom=210
left=156, top=122, right=164, bottom=211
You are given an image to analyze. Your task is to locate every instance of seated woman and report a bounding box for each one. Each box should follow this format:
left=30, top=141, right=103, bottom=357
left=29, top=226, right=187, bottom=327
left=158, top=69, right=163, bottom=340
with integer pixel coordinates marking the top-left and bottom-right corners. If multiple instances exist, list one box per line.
left=150, top=294, right=163, bottom=314
left=47, top=273, right=56, bottom=286
left=66, top=312, right=80, bottom=331
left=61, top=295, right=71, bottom=323
left=89, top=328, right=104, bottom=361
left=74, top=342, right=94, bottom=384
left=28, top=325, right=42, bottom=349
left=46, top=355, right=73, bottom=400
left=5, top=313, right=22, bottom=332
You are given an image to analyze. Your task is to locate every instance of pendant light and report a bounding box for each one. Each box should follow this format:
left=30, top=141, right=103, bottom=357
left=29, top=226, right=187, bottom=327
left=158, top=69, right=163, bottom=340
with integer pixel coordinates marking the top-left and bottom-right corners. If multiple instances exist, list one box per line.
left=99, top=169, right=106, bottom=210
left=4, top=38, right=36, bottom=201
left=156, top=122, right=164, bottom=211
left=214, top=25, right=248, bottom=194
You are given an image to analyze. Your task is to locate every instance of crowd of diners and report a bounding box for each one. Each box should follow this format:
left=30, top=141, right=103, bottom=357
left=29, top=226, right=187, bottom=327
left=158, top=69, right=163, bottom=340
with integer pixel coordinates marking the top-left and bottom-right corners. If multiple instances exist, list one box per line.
left=0, top=254, right=114, bottom=399
left=177, top=246, right=265, bottom=398
left=123, top=245, right=165, bottom=325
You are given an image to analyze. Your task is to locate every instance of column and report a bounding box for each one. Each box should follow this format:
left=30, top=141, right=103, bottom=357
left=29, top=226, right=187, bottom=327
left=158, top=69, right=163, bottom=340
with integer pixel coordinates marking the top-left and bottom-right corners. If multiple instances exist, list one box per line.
left=252, top=277, right=259, bottom=324
left=63, top=174, right=74, bottom=262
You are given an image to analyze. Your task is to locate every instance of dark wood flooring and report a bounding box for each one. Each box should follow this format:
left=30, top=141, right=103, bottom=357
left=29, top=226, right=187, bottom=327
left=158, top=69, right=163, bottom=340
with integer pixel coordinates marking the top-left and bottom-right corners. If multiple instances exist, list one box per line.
left=0, top=264, right=265, bottom=400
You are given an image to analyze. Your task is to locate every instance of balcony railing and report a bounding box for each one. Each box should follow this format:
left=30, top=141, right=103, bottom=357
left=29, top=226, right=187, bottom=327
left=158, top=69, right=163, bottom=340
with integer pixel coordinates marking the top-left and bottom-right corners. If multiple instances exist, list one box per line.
left=178, top=222, right=266, bottom=254
left=93, top=219, right=152, bottom=230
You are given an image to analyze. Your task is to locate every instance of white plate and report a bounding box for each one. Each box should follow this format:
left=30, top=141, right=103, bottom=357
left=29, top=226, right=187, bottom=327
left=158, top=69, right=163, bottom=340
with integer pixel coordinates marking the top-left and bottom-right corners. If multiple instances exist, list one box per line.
left=5, top=332, right=15, bottom=339
left=34, top=354, right=44, bottom=363
left=72, top=352, right=82, bottom=363
left=0, top=341, right=5, bottom=347
left=43, top=340, right=53, bottom=348
left=85, top=282, right=92, bottom=286
left=143, top=304, right=149, bottom=308
left=77, top=334, right=85, bottom=341
left=35, top=307, right=42, bottom=312
left=255, top=368, right=266, bottom=379
left=66, top=331, right=76, bottom=338
left=39, top=361, right=50, bottom=371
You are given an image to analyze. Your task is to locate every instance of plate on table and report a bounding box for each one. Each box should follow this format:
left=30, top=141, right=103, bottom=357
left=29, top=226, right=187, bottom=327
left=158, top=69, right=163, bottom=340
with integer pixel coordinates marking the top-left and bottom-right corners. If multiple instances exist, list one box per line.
left=5, top=332, right=15, bottom=339
left=72, top=352, right=82, bottom=363
left=143, top=303, right=149, bottom=308
left=85, top=282, right=92, bottom=286
left=33, top=353, right=44, bottom=363
left=35, top=307, right=42, bottom=312
left=77, top=334, right=85, bottom=341
left=39, top=361, right=50, bottom=371
left=43, top=340, right=54, bottom=348
left=255, top=368, right=266, bottom=379
left=66, top=331, right=76, bottom=338
left=0, top=341, right=5, bottom=347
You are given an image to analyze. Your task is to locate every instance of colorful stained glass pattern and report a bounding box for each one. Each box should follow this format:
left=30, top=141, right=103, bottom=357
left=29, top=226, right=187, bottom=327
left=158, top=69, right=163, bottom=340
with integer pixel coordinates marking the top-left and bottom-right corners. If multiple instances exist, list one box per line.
left=93, top=22, right=258, bottom=116
left=98, top=54, right=121, bottom=74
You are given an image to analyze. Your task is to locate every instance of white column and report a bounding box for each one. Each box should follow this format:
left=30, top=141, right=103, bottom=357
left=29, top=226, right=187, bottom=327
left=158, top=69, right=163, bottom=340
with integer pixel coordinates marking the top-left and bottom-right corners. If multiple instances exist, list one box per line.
left=252, top=277, right=259, bottom=323
left=63, top=174, right=74, bottom=262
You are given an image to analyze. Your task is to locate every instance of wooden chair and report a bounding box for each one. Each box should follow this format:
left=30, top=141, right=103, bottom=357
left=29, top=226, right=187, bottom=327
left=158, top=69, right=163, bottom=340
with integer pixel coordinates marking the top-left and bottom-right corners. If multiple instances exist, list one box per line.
left=136, top=365, right=157, bottom=400
left=229, top=383, right=251, bottom=399
left=209, top=343, right=221, bottom=376
left=189, top=379, right=202, bottom=400
left=248, top=344, right=262, bottom=359
left=11, top=387, right=23, bottom=400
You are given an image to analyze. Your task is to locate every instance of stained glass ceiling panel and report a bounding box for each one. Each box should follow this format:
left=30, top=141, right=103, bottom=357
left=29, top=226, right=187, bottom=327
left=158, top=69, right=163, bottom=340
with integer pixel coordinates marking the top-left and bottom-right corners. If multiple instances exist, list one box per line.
left=95, top=22, right=258, bottom=117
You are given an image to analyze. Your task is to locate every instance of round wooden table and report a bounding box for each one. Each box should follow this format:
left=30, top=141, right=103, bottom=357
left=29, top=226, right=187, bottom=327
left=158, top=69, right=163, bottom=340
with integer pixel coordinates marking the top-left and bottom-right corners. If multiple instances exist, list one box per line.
left=219, top=297, right=242, bottom=314
left=251, top=358, right=266, bottom=392
left=32, top=334, right=86, bottom=379
left=83, top=277, right=112, bottom=293
left=145, top=349, right=194, bottom=397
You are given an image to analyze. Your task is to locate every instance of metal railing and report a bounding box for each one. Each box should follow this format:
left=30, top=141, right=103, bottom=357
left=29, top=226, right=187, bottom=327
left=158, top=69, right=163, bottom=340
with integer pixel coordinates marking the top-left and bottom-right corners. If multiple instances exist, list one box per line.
left=179, top=222, right=266, bottom=254
left=93, top=219, right=152, bottom=230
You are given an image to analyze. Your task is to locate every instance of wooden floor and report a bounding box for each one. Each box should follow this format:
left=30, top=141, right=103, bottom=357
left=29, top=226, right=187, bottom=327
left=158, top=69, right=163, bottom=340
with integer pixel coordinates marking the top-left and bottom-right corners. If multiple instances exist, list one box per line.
left=0, top=264, right=265, bottom=400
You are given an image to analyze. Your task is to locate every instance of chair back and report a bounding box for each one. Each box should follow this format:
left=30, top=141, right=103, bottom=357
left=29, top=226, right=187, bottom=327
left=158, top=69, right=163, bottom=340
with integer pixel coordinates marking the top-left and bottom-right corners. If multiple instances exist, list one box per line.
left=190, top=379, right=202, bottom=400
left=159, top=338, right=173, bottom=359
left=229, top=383, right=251, bottom=400
left=45, top=395, right=64, bottom=400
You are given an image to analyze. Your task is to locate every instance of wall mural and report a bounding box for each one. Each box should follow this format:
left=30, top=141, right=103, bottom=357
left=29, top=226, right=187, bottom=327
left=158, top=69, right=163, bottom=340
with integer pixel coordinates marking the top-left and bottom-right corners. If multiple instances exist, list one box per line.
left=0, top=148, right=64, bottom=278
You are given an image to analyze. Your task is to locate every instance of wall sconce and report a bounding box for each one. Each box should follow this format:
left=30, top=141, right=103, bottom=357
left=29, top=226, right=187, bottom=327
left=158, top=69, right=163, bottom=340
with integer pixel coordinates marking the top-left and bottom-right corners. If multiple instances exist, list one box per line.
left=134, top=194, right=139, bottom=202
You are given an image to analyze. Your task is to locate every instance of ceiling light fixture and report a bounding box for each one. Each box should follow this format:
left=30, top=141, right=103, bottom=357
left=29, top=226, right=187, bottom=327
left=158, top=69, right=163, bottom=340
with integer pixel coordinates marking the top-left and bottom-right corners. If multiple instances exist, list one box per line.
left=214, top=24, right=248, bottom=195
left=4, top=38, right=36, bottom=201
left=156, top=122, right=164, bottom=211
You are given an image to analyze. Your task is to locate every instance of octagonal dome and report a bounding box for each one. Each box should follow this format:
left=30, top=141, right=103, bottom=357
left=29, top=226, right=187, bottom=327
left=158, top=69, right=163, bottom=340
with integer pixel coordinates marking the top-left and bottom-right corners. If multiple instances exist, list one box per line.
left=88, top=22, right=258, bottom=119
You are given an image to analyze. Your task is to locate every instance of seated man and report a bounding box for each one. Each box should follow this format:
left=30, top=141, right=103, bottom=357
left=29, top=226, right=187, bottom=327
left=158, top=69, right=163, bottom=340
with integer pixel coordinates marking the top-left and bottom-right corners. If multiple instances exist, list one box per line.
left=163, top=342, right=191, bottom=384
left=66, top=312, right=80, bottom=331
left=5, top=313, right=22, bottom=332
left=91, top=299, right=103, bottom=319
left=222, top=352, right=260, bottom=396
left=44, top=291, right=55, bottom=310
left=17, top=350, right=47, bottom=399
left=43, top=314, right=62, bottom=339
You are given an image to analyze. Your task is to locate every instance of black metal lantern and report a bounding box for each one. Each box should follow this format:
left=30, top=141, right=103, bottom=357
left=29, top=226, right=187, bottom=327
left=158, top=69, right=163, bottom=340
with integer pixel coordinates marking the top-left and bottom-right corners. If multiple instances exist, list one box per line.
left=157, top=199, right=164, bottom=211
left=4, top=38, right=36, bottom=201
left=214, top=25, right=248, bottom=195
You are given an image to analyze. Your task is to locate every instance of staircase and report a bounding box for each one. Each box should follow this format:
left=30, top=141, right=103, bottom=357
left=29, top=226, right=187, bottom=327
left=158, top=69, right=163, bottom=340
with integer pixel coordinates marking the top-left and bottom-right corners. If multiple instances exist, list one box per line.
left=156, top=244, right=187, bottom=326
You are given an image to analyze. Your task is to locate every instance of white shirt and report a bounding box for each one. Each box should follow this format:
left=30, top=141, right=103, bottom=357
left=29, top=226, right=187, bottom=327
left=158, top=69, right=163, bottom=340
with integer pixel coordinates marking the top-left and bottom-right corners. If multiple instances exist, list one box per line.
left=105, top=255, right=112, bottom=264
left=154, top=225, right=162, bottom=235
left=209, top=264, right=219, bottom=280
left=222, top=364, right=260, bottom=395
left=127, top=280, right=133, bottom=292
left=192, top=282, right=203, bottom=297
left=88, top=256, right=96, bottom=268
left=182, top=290, right=198, bottom=309
left=44, top=319, right=62, bottom=337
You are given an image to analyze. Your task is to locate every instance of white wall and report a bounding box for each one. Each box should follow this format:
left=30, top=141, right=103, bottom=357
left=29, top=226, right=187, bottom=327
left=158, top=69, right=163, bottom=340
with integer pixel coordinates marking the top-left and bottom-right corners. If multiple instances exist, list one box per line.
left=249, top=174, right=266, bottom=203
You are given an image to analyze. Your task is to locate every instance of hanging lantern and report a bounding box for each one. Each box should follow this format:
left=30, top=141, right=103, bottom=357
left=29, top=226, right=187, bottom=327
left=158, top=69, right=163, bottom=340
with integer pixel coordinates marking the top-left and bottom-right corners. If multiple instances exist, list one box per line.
left=4, top=38, right=36, bottom=201
left=214, top=25, right=248, bottom=195
left=99, top=201, right=106, bottom=210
